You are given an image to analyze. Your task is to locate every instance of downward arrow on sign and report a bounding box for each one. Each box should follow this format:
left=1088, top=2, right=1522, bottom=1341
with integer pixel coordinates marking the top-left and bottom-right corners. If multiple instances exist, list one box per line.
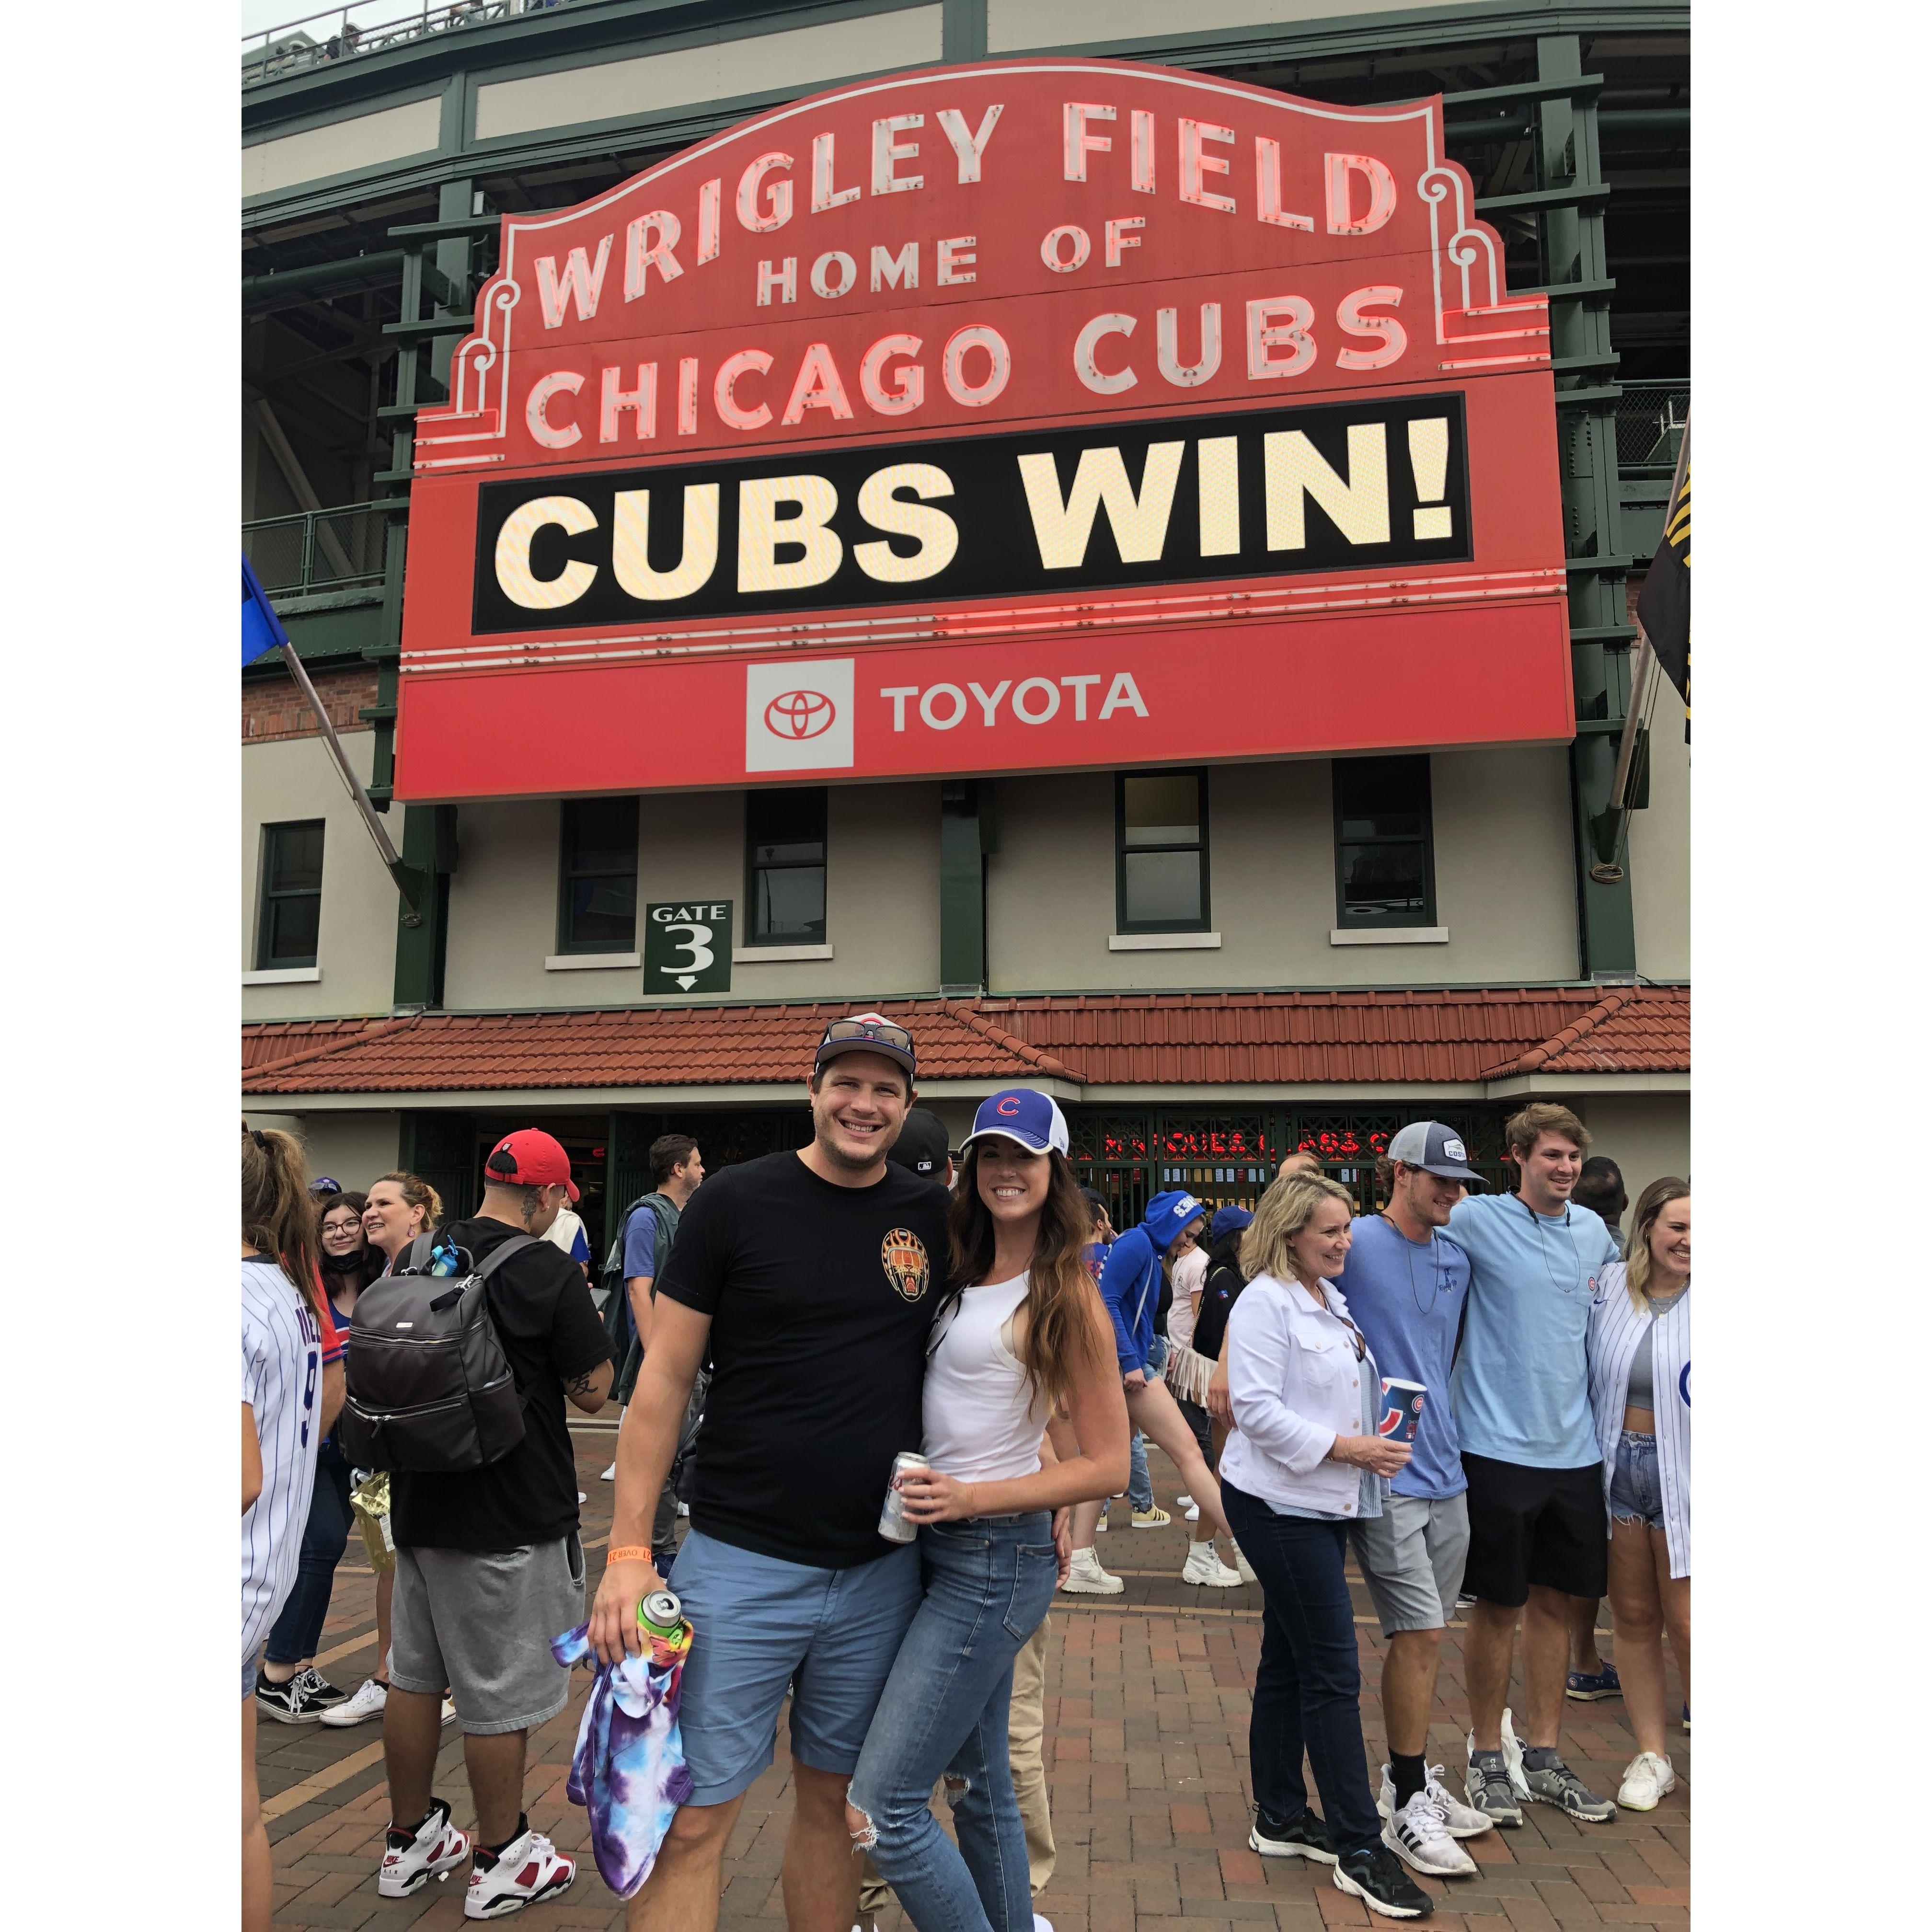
left=676, top=975, right=696, bottom=989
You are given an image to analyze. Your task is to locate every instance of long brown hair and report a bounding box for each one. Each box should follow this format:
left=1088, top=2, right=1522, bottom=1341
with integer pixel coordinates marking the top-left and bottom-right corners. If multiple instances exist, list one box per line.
left=946, top=1143, right=1114, bottom=1413
left=1624, top=1176, right=1689, bottom=1310
left=242, top=1125, right=325, bottom=1324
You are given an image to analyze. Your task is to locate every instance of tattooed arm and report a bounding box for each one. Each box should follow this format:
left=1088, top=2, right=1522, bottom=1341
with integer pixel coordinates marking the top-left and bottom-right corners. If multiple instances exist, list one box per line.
left=563, top=1357, right=615, bottom=1414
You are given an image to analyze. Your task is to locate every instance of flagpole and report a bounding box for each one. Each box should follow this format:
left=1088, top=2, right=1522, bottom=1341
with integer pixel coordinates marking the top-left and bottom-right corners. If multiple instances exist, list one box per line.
left=276, top=640, right=425, bottom=927
left=1608, top=406, right=1690, bottom=816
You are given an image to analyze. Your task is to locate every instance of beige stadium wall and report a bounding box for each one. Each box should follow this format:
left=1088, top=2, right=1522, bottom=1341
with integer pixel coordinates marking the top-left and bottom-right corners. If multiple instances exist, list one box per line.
left=1629, top=681, right=1690, bottom=981
left=243, top=1110, right=404, bottom=1193
left=242, top=733, right=399, bottom=1021
left=986, top=749, right=1579, bottom=994
left=1568, top=1093, right=1691, bottom=1215
left=441, top=782, right=943, bottom=1010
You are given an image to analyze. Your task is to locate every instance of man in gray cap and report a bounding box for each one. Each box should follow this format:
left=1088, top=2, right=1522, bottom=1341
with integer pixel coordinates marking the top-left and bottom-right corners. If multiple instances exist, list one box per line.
left=1330, top=1122, right=1494, bottom=1879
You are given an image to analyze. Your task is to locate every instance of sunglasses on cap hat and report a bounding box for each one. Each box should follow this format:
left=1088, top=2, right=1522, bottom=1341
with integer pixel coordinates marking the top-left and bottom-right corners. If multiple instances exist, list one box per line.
left=815, top=1014, right=916, bottom=1076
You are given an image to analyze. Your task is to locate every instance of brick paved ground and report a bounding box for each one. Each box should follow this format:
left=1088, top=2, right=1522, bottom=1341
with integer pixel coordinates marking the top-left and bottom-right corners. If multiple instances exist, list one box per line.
left=261, top=1431, right=1689, bottom=1932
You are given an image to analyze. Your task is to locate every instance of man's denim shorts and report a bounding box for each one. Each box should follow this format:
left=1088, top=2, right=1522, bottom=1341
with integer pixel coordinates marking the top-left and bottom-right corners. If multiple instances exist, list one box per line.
left=666, top=1528, right=922, bottom=1805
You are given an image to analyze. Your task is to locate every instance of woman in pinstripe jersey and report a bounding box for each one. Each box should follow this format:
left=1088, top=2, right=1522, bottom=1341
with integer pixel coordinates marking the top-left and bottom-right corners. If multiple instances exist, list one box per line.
left=242, top=1127, right=345, bottom=1932
left=1586, top=1181, right=1690, bottom=1814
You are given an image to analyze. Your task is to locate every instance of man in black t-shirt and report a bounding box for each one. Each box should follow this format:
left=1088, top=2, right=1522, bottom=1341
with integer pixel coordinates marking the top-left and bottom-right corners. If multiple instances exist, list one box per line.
left=588, top=1014, right=947, bottom=1932
left=378, top=1130, right=614, bottom=1919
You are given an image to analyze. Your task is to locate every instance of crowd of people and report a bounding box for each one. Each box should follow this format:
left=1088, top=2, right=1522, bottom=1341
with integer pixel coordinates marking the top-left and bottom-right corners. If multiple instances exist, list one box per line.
left=242, top=1015, right=1689, bottom=1929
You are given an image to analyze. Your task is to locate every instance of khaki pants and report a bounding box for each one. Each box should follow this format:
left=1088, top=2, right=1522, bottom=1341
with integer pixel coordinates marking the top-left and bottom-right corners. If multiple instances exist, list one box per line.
left=858, top=1614, right=1055, bottom=1919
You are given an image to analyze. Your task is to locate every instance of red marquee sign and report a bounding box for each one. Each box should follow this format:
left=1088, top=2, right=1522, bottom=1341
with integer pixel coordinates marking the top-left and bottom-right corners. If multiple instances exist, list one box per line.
left=397, top=58, right=1569, bottom=801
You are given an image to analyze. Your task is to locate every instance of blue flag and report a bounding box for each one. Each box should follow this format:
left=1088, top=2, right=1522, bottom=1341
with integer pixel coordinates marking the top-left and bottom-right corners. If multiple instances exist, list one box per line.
left=243, top=553, right=289, bottom=666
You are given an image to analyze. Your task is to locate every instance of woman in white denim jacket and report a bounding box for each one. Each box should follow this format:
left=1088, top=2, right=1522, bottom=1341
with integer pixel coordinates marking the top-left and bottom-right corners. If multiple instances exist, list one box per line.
left=1218, top=1172, right=1428, bottom=1922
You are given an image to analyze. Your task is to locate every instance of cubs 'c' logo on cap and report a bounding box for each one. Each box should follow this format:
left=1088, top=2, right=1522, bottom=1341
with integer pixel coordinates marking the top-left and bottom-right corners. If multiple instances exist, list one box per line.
left=995, top=1095, right=1022, bottom=1116
left=881, top=1228, right=930, bottom=1302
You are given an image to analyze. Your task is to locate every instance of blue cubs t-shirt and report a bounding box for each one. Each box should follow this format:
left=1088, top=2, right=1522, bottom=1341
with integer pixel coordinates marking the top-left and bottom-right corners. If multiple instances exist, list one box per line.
left=1331, top=1215, right=1472, bottom=1500
left=1449, top=1192, right=1619, bottom=1468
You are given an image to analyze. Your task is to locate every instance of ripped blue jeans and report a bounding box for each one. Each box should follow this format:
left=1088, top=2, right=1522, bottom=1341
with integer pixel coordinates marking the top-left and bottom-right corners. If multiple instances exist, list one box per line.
left=1608, top=1430, right=1665, bottom=1530
left=847, top=1515, right=1058, bottom=1932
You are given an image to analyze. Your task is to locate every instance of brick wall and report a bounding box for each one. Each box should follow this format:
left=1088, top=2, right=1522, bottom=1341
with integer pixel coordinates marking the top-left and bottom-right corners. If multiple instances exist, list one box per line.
left=242, top=663, right=378, bottom=744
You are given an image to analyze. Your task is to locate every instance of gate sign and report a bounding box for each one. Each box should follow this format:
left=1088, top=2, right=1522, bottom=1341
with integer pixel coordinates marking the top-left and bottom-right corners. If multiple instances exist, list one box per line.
left=397, top=58, right=1569, bottom=802
left=644, top=900, right=733, bottom=994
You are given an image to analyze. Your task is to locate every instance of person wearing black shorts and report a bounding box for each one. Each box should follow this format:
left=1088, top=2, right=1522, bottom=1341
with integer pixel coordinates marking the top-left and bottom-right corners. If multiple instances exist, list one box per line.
left=1445, top=1105, right=1620, bottom=1827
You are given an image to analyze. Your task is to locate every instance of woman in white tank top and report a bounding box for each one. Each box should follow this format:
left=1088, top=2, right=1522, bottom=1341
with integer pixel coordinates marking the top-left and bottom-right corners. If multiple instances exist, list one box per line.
left=847, top=1089, right=1131, bottom=1932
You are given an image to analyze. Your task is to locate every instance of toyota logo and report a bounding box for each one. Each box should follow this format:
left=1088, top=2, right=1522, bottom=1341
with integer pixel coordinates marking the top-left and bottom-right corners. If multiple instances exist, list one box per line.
left=764, top=690, right=837, bottom=740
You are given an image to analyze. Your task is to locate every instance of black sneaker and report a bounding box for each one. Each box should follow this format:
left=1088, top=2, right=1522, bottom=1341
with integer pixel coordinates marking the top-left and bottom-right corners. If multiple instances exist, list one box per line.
left=1250, top=1806, right=1337, bottom=1865
left=1334, top=1841, right=1434, bottom=1919
left=293, top=1665, right=346, bottom=1710
left=254, top=1667, right=326, bottom=1725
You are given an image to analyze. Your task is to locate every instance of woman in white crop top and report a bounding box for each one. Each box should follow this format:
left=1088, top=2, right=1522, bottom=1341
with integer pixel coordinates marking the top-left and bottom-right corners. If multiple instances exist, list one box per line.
left=846, top=1088, right=1130, bottom=1932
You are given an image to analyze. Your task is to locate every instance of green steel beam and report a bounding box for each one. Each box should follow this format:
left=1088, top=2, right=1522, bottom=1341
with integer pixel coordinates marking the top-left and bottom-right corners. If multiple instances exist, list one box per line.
left=392, top=804, right=458, bottom=1009
left=1535, top=32, right=1635, bottom=973
left=940, top=781, right=987, bottom=996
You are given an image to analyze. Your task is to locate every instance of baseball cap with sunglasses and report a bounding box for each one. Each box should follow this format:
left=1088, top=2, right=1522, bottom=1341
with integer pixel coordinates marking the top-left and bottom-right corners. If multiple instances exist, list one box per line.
left=814, top=1013, right=916, bottom=1080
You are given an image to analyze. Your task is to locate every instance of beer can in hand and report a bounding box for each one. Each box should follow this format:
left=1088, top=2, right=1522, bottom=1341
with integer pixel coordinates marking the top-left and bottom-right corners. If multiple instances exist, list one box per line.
left=877, top=1450, right=930, bottom=1543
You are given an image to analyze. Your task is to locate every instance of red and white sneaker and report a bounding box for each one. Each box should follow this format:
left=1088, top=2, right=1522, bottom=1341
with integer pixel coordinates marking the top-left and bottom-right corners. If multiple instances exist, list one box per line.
left=465, top=1828, right=576, bottom=1919
left=378, top=1797, right=472, bottom=1897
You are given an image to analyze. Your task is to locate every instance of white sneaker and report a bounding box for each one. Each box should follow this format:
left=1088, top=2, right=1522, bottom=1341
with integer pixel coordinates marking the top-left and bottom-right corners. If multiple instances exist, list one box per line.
left=677, top=1501, right=690, bottom=1517
left=378, top=1798, right=472, bottom=1898
left=1184, top=1503, right=1201, bottom=1522
left=1095, top=1502, right=1110, bottom=1532
left=1034, top=1918, right=1054, bottom=1932
left=600, top=1463, right=617, bottom=1481
left=442, top=1695, right=459, bottom=1726
left=1381, top=1787, right=1478, bottom=1878
left=1378, top=1762, right=1494, bottom=1839
left=577, top=1491, right=588, bottom=1503
left=319, top=1677, right=388, bottom=1728
left=1181, top=1544, right=1242, bottom=1587
left=1175, top=1495, right=1195, bottom=1509
left=1616, top=1751, right=1677, bottom=1811
left=465, top=1827, right=575, bottom=1919
left=1060, top=1546, right=1124, bottom=1595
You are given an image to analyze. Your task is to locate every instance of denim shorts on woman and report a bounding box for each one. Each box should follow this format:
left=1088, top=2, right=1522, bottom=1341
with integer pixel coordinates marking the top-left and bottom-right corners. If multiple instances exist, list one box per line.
left=1607, top=1430, right=1666, bottom=1530
left=666, top=1529, right=922, bottom=1805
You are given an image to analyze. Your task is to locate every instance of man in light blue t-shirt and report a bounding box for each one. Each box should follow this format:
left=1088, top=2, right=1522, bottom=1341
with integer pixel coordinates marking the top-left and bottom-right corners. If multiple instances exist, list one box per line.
left=1449, top=1104, right=1620, bottom=1831
left=1334, top=1122, right=1493, bottom=1875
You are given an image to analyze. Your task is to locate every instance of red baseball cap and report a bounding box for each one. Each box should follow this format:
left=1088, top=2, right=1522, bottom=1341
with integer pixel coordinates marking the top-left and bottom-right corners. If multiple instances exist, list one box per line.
left=485, top=1128, right=580, bottom=1201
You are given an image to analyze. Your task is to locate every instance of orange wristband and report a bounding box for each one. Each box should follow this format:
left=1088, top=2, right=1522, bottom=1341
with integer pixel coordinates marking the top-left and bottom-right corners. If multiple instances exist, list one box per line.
left=607, top=1546, right=653, bottom=1564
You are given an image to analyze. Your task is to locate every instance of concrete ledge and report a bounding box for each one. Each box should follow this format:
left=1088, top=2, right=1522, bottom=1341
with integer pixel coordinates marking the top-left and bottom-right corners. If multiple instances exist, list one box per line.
left=1328, top=926, right=1449, bottom=946
left=544, top=952, right=641, bottom=971
left=243, top=966, right=321, bottom=985
left=733, top=943, right=834, bottom=962
left=1109, top=932, right=1221, bottom=951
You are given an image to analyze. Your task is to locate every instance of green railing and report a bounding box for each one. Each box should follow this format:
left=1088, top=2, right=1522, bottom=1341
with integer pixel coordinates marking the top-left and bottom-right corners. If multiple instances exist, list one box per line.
left=242, top=0, right=576, bottom=86
left=1615, top=380, right=1689, bottom=476
left=242, top=501, right=388, bottom=599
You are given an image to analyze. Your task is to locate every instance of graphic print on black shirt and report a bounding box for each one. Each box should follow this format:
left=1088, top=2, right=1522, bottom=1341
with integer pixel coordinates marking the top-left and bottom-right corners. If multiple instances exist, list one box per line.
left=390, top=1217, right=613, bottom=1553
left=656, top=1150, right=950, bottom=1568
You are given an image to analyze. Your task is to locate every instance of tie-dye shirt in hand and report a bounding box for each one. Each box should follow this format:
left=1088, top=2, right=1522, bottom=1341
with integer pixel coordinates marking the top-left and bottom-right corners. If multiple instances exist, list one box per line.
left=551, top=1622, right=695, bottom=1898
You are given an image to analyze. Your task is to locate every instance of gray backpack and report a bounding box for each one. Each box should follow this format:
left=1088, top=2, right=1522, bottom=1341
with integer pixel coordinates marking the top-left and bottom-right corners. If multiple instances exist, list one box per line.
left=337, top=1233, right=534, bottom=1473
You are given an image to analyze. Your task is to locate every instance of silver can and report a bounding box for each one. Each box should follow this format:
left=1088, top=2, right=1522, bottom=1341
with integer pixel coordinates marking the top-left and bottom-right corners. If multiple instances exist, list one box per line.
left=877, top=1450, right=930, bottom=1543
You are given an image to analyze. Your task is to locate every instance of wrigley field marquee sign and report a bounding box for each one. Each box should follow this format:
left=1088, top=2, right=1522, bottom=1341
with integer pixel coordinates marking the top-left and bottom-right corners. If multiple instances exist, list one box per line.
left=396, top=58, right=1570, bottom=801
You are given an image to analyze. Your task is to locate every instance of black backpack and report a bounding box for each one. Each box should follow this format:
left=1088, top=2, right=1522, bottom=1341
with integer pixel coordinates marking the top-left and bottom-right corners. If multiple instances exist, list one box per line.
left=338, top=1233, right=534, bottom=1473
left=598, top=1194, right=670, bottom=1361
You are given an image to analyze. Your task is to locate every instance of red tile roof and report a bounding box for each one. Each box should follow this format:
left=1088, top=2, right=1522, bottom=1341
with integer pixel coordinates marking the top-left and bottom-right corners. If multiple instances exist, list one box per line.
left=244, top=1018, right=398, bottom=1073
left=1475, top=983, right=1690, bottom=1078
left=243, top=986, right=1686, bottom=1097
left=242, top=999, right=1078, bottom=1096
